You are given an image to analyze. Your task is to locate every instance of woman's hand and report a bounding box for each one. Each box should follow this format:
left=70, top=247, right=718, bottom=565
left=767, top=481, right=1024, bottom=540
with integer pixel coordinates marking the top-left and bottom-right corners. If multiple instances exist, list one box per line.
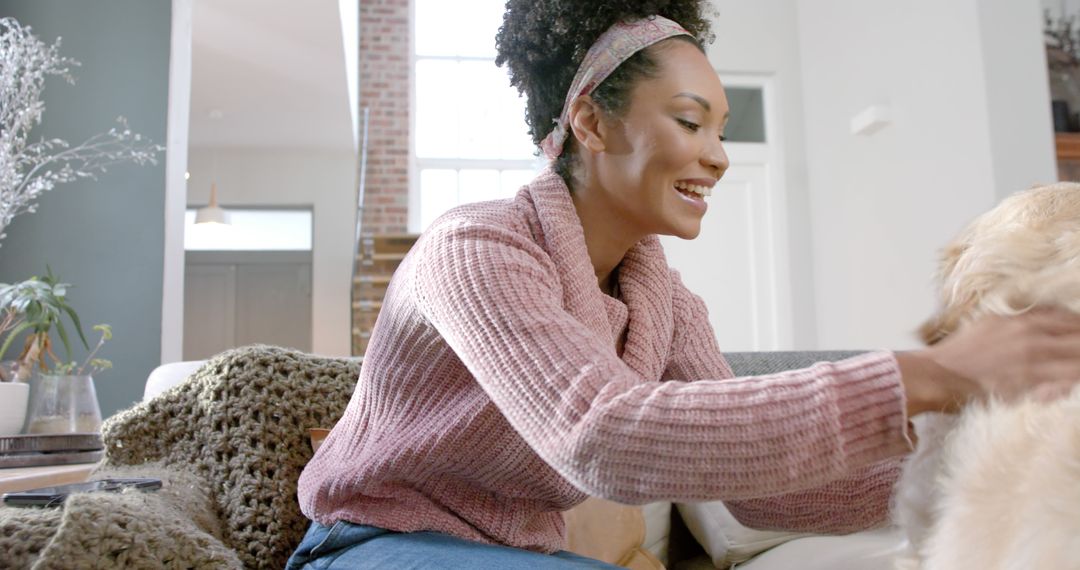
left=896, top=309, right=1080, bottom=415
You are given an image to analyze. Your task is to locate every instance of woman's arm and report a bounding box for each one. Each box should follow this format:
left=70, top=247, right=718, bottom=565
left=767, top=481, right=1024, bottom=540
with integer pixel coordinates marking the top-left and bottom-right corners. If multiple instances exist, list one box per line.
left=412, top=221, right=911, bottom=505
left=665, top=271, right=1080, bottom=532
left=663, top=272, right=908, bottom=532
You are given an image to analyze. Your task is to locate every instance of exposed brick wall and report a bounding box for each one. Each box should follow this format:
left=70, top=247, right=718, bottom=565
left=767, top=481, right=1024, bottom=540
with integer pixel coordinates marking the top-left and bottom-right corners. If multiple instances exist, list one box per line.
left=359, top=0, right=410, bottom=235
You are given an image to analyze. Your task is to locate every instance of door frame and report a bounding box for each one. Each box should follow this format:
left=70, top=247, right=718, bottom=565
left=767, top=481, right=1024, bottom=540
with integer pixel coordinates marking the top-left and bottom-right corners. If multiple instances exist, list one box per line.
left=717, top=72, right=793, bottom=349
left=162, top=0, right=194, bottom=365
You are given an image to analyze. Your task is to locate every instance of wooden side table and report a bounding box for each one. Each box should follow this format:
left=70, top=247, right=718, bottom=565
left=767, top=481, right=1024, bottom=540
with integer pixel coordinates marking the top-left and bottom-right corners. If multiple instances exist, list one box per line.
left=0, top=462, right=97, bottom=494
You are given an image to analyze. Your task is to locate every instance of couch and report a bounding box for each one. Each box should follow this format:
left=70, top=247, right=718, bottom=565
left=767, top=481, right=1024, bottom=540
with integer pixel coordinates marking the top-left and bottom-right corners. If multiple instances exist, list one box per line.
left=0, top=346, right=906, bottom=569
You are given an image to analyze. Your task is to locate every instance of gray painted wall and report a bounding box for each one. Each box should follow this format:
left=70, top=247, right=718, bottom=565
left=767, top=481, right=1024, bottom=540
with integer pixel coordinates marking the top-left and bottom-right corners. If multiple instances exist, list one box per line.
left=0, top=0, right=171, bottom=417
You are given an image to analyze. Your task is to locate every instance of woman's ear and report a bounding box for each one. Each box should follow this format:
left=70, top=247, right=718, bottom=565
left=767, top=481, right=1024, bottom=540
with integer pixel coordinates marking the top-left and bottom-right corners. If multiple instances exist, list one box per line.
left=568, top=96, right=608, bottom=153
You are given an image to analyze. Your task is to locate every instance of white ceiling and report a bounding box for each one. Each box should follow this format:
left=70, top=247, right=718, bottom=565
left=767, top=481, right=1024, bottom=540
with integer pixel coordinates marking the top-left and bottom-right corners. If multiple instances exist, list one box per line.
left=188, top=0, right=355, bottom=151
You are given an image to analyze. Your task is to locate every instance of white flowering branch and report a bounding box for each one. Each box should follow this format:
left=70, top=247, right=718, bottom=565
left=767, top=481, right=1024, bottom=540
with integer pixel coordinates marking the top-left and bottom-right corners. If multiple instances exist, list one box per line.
left=0, top=17, right=163, bottom=243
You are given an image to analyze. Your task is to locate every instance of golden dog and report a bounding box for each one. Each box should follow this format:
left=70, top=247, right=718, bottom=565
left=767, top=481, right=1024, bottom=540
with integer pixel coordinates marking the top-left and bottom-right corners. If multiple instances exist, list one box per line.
left=892, top=182, right=1080, bottom=570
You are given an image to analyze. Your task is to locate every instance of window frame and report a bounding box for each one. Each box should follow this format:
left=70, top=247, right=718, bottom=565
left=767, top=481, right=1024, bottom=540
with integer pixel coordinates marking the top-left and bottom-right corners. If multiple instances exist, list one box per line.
left=183, top=205, right=314, bottom=252
left=408, top=1, right=541, bottom=232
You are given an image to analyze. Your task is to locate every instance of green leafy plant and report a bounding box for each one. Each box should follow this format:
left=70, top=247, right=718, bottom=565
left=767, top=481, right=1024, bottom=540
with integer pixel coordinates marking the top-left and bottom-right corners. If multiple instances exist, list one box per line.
left=0, top=267, right=90, bottom=376
left=54, top=324, right=112, bottom=376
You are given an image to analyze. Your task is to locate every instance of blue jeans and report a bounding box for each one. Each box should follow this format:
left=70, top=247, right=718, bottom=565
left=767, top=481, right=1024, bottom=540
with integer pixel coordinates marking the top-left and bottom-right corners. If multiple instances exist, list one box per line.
left=286, top=521, right=623, bottom=569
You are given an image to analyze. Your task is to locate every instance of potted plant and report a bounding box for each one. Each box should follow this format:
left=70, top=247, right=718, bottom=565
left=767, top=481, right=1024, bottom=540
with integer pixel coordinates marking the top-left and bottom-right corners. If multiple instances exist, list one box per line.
left=0, top=268, right=89, bottom=375
left=0, top=268, right=110, bottom=434
left=0, top=305, right=29, bottom=435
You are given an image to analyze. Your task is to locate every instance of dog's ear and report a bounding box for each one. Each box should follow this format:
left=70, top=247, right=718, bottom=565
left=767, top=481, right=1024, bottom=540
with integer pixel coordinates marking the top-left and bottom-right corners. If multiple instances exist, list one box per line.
left=919, top=290, right=982, bottom=345
left=918, top=313, right=952, bottom=346
left=920, top=241, right=971, bottom=346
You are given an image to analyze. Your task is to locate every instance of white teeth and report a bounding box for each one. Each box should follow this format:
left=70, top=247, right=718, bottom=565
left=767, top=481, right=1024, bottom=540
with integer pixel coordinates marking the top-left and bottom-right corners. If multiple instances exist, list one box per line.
left=674, top=181, right=714, bottom=197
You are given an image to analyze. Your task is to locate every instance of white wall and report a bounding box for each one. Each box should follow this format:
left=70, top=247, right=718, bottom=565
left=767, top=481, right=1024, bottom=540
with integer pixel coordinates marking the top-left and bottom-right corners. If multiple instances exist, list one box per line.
left=186, top=147, right=356, bottom=357
left=796, top=0, right=1055, bottom=349
left=1044, top=0, right=1080, bottom=20
left=979, top=1, right=1057, bottom=200
left=709, top=0, right=819, bottom=348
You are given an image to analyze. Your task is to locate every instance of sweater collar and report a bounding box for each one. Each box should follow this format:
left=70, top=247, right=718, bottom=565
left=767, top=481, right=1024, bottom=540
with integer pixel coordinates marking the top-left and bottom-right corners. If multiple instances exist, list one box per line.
left=523, top=168, right=673, bottom=380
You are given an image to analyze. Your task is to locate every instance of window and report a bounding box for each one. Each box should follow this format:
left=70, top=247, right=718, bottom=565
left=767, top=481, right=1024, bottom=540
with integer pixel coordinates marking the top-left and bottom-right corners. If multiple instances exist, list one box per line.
left=184, top=208, right=313, bottom=251
left=723, top=87, right=767, bottom=143
left=413, top=0, right=543, bottom=230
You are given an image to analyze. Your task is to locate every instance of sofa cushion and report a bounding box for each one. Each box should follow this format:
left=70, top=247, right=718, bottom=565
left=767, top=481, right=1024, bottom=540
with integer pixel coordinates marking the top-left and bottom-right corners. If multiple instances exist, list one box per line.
left=143, top=360, right=205, bottom=401
left=641, top=501, right=671, bottom=562
left=735, top=527, right=904, bottom=569
left=677, top=501, right=812, bottom=567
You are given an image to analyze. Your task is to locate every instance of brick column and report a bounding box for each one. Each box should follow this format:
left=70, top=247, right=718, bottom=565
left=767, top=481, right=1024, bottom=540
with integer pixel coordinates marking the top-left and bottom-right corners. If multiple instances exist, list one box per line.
left=359, top=0, right=410, bottom=235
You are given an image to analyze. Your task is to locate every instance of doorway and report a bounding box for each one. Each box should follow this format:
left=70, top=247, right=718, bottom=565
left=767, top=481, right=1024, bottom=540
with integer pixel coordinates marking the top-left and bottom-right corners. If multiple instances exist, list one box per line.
left=183, top=251, right=312, bottom=360
left=181, top=206, right=315, bottom=360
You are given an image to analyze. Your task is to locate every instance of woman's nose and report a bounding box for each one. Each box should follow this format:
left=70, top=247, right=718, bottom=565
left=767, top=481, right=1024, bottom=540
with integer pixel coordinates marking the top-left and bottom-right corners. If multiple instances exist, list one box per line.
left=702, top=137, right=729, bottom=179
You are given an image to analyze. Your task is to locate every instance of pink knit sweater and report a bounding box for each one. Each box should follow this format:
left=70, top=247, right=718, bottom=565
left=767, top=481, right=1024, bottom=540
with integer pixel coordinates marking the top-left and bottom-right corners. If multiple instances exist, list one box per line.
left=297, top=168, right=912, bottom=553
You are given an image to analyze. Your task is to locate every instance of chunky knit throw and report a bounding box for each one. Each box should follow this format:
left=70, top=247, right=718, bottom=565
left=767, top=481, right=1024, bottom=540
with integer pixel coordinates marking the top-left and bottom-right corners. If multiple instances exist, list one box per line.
left=0, top=346, right=360, bottom=569
left=298, top=167, right=913, bottom=554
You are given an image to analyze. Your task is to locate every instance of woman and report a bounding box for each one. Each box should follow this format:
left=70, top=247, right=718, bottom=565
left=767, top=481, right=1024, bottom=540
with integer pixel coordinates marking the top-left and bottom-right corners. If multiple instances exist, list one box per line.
left=289, top=1, right=1080, bottom=568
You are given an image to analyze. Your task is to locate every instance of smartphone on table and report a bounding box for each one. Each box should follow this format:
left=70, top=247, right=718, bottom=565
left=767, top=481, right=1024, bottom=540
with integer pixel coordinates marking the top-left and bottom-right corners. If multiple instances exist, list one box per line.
left=2, top=478, right=162, bottom=508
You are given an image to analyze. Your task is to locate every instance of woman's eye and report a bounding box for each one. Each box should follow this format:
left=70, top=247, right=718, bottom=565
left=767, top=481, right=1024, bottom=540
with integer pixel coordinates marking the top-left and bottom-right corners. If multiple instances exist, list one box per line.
left=677, top=118, right=700, bottom=132
left=720, top=135, right=728, bottom=142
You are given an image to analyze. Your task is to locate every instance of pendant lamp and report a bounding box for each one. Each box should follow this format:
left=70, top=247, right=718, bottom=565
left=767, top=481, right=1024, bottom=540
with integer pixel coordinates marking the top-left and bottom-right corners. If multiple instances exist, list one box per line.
left=195, top=182, right=229, bottom=225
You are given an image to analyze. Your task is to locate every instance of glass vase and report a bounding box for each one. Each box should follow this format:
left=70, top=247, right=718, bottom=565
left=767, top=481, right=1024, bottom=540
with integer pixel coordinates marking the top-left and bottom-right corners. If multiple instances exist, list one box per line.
left=25, top=373, right=103, bottom=434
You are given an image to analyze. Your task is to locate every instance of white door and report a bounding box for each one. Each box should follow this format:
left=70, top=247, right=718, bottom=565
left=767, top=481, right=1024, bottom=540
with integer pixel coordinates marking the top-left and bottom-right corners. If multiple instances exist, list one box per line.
left=660, top=144, right=791, bottom=351
left=183, top=251, right=313, bottom=360
left=183, top=264, right=237, bottom=360
left=234, top=262, right=313, bottom=351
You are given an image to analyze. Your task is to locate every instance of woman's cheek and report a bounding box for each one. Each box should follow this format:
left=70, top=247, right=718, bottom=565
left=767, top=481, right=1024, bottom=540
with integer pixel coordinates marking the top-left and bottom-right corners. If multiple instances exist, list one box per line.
left=655, top=127, right=696, bottom=165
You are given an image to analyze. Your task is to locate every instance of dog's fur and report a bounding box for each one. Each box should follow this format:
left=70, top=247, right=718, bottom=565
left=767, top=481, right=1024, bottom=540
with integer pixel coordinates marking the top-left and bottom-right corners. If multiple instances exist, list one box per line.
left=893, top=182, right=1080, bottom=570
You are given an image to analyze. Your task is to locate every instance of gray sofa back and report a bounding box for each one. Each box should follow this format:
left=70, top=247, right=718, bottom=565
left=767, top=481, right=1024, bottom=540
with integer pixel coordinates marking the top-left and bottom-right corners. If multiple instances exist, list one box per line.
left=724, top=351, right=867, bottom=377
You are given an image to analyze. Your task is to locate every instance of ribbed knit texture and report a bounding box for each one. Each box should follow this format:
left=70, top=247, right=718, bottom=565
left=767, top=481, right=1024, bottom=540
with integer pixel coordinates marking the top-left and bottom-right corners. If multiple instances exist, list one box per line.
left=297, top=168, right=912, bottom=553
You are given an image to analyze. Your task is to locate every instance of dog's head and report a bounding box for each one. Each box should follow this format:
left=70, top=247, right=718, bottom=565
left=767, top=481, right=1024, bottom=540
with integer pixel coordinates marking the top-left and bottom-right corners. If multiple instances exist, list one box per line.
left=920, top=182, right=1080, bottom=345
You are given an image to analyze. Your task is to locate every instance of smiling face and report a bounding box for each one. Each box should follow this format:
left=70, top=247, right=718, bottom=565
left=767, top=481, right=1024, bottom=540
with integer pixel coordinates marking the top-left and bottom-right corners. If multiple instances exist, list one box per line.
left=588, top=39, right=730, bottom=240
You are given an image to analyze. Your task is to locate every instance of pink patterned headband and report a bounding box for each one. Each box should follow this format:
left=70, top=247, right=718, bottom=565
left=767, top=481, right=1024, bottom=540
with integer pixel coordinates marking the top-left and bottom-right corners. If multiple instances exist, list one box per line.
left=539, top=15, right=692, bottom=160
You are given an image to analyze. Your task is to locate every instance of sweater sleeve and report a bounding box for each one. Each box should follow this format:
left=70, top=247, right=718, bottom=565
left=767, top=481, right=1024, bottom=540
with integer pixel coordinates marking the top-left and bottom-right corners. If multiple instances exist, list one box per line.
left=412, top=221, right=912, bottom=505
left=665, top=270, right=908, bottom=533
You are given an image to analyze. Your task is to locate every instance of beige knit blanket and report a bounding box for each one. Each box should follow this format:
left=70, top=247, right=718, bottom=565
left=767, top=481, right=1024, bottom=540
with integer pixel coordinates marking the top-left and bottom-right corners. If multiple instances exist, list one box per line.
left=0, top=346, right=360, bottom=569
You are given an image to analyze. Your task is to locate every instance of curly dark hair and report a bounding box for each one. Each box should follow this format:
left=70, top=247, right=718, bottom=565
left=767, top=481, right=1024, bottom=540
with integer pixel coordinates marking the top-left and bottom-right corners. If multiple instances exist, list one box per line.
left=495, top=0, right=715, bottom=183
